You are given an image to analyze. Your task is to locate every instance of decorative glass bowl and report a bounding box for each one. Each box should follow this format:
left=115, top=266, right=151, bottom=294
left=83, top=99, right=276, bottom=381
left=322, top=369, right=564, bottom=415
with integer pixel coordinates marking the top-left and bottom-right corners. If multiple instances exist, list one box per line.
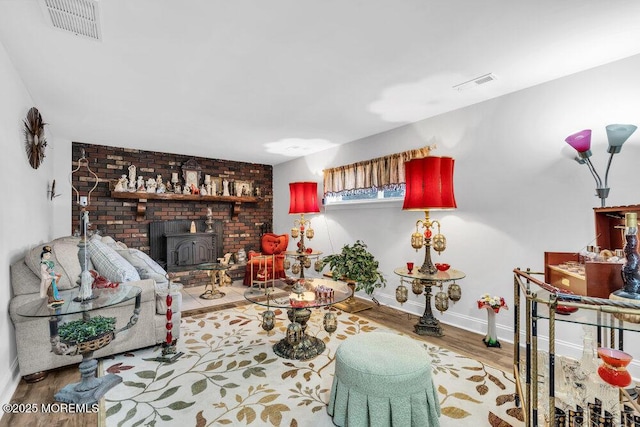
left=597, top=347, right=632, bottom=387
left=435, top=263, right=450, bottom=271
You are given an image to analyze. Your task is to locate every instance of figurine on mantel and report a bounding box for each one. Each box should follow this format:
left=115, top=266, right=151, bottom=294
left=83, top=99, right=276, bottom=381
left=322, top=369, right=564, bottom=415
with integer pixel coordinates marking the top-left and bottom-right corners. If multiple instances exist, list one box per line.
left=135, top=176, right=144, bottom=192
left=146, top=177, right=157, bottom=193
left=223, top=179, right=230, bottom=197
left=155, top=175, right=165, bottom=193
left=128, top=165, right=137, bottom=192
left=114, top=175, right=128, bottom=192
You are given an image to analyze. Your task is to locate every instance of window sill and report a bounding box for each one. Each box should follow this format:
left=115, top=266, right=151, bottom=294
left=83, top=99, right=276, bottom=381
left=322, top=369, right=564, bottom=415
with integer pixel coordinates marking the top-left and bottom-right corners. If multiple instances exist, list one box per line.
left=323, top=198, right=404, bottom=210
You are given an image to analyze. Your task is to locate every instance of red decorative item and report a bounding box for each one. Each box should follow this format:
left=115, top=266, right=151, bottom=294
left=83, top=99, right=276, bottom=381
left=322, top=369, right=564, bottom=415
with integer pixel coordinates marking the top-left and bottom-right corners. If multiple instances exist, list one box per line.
left=406, top=262, right=414, bottom=274
left=305, top=247, right=313, bottom=254
left=597, top=347, right=632, bottom=387
left=288, top=182, right=320, bottom=214
left=402, top=156, right=457, bottom=211
left=435, top=263, right=450, bottom=271
left=165, top=292, right=173, bottom=345
left=425, top=229, right=432, bottom=238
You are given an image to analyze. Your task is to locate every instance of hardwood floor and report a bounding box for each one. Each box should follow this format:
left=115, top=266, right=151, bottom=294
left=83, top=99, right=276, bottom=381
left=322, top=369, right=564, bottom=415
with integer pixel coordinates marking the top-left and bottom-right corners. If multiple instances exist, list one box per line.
left=1, top=298, right=513, bottom=426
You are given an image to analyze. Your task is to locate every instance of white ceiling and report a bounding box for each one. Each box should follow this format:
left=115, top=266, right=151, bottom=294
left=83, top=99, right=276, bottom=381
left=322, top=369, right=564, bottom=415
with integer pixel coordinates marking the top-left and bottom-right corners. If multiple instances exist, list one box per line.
left=2, top=0, right=640, bottom=165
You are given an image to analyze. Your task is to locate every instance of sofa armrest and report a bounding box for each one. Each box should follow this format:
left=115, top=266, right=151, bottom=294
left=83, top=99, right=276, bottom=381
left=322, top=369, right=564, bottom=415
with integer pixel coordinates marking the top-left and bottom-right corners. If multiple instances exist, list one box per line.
left=127, top=278, right=156, bottom=304
left=9, top=294, right=42, bottom=324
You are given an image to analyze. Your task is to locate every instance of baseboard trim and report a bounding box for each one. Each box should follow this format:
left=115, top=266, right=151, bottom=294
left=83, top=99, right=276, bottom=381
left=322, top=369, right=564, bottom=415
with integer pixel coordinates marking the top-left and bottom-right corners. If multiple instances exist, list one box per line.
left=0, top=357, right=22, bottom=407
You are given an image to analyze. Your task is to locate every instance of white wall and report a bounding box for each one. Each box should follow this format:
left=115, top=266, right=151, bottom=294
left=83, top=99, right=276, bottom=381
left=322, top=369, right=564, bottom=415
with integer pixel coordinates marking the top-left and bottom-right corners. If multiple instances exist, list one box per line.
left=0, top=41, right=53, bottom=404
left=0, top=39, right=73, bottom=405
left=274, top=53, right=640, bottom=367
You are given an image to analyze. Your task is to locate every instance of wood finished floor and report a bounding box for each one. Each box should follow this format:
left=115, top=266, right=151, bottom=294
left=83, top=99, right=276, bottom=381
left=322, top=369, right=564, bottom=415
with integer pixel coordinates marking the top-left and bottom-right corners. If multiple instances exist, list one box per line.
left=0, top=298, right=513, bottom=427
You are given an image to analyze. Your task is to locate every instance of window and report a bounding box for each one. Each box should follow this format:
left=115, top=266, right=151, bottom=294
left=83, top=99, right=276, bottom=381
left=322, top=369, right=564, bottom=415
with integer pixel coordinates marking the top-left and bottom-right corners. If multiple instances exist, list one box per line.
left=323, top=145, right=433, bottom=205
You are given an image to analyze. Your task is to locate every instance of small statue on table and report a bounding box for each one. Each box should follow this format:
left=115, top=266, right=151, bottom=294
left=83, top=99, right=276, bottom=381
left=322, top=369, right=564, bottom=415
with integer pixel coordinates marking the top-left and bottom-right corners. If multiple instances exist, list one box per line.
left=39, top=246, right=64, bottom=307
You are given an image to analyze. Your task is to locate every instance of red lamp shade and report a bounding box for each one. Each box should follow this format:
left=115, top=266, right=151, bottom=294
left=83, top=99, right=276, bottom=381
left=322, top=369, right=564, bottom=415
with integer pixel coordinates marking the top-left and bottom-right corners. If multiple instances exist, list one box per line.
left=402, top=156, right=457, bottom=211
left=289, top=182, right=320, bottom=214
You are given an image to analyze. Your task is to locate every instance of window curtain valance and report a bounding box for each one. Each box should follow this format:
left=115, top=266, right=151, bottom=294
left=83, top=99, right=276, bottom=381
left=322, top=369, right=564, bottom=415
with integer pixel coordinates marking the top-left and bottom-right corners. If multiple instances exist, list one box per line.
left=323, top=146, right=432, bottom=196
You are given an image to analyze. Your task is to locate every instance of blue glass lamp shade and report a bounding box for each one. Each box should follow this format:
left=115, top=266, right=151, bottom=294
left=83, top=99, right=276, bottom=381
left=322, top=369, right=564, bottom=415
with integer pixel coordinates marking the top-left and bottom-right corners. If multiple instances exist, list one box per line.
left=606, top=124, right=637, bottom=153
left=565, top=129, right=592, bottom=158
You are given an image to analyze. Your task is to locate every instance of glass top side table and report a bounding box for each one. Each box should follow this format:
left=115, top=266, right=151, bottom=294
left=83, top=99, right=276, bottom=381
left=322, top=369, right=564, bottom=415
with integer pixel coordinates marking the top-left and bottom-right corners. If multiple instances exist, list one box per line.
left=196, top=262, right=230, bottom=299
left=16, top=284, right=142, bottom=406
left=394, top=267, right=466, bottom=337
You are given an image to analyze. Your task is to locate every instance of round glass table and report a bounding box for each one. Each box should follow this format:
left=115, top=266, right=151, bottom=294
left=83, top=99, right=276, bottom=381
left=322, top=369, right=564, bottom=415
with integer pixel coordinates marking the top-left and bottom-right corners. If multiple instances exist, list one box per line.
left=394, top=267, right=466, bottom=337
left=16, top=284, right=142, bottom=405
left=244, top=277, right=351, bottom=360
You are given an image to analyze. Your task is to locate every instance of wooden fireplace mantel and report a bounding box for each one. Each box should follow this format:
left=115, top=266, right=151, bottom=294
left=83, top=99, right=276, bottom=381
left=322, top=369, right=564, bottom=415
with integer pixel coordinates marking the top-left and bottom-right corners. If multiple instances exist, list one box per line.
left=110, top=191, right=259, bottom=220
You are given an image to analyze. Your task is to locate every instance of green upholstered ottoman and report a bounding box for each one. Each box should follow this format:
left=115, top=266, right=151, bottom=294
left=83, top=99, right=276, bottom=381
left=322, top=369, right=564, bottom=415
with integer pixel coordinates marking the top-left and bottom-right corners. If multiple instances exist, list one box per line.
left=327, top=332, right=440, bottom=427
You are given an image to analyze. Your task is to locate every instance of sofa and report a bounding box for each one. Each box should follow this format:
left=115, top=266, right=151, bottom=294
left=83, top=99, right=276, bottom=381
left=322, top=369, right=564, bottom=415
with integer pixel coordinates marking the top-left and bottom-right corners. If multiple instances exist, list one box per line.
left=9, top=234, right=181, bottom=380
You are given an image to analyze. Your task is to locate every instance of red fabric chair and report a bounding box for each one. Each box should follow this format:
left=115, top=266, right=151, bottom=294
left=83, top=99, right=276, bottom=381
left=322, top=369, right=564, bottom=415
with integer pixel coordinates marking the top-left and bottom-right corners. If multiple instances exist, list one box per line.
left=243, top=233, right=289, bottom=286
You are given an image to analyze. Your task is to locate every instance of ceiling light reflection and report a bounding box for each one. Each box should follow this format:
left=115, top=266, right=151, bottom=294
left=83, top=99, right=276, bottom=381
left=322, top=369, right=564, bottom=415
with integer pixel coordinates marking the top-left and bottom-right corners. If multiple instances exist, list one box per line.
left=265, top=138, right=337, bottom=157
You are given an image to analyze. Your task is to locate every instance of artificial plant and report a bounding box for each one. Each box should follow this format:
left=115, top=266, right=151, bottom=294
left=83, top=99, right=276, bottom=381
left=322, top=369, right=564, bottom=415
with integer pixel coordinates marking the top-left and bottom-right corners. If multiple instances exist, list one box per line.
left=321, top=240, right=386, bottom=296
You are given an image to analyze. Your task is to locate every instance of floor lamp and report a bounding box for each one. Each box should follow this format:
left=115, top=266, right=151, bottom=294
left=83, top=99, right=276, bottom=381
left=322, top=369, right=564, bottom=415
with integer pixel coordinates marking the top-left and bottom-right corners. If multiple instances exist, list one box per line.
left=70, top=150, right=99, bottom=302
left=402, top=156, right=457, bottom=275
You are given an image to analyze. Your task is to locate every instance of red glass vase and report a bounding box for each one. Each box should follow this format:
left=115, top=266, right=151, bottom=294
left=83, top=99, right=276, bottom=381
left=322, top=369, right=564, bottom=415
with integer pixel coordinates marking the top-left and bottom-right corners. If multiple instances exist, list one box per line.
left=597, top=347, right=632, bottom=387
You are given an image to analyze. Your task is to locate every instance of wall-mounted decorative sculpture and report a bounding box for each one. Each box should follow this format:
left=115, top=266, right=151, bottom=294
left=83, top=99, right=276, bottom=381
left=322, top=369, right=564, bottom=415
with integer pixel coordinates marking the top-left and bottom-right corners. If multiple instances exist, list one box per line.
left=23, top=107, right=47, bottom=169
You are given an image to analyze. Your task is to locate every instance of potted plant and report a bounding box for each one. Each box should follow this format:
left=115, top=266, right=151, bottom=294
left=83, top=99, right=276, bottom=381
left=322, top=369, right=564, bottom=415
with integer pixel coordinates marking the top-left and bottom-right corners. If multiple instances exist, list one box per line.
left=320, top=240, right=386, bottom=297
left=58, top=316, right=116, bottom=344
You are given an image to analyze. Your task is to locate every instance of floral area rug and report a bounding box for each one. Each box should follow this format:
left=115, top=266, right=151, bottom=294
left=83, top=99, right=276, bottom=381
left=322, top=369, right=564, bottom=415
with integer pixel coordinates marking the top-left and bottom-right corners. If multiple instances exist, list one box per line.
left=100, top=304, right=523, bottom=426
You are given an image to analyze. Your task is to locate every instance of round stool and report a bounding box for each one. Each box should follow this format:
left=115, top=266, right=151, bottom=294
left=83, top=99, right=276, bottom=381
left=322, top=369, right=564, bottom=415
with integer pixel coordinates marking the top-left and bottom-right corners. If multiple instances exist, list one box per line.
left=327, top=332, right=440, bottom=427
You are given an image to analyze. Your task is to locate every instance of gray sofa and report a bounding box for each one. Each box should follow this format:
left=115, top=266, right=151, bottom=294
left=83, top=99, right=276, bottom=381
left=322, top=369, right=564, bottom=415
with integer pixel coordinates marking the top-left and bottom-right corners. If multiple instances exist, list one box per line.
left=9, top=235, right=181, bottom=380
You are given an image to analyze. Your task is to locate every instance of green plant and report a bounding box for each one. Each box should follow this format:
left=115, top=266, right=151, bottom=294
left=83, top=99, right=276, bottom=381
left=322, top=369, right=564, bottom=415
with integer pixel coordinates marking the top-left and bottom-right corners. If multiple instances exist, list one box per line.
left=321, top=240, right=386, bottom=296
left=58, top=316, right=116, bottom=343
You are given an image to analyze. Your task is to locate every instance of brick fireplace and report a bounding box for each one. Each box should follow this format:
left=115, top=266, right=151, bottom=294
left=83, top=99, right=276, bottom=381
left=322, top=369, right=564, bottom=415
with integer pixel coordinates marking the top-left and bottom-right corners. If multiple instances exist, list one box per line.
left=71, top=142, right=273, bottom=286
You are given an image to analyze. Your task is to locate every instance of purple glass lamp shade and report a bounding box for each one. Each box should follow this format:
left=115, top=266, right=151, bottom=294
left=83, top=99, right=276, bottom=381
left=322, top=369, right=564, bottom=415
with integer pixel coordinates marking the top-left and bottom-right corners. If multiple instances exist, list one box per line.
left=606, top=124, right=637, bottom=153
left=565, top=129, right=592, bottom=158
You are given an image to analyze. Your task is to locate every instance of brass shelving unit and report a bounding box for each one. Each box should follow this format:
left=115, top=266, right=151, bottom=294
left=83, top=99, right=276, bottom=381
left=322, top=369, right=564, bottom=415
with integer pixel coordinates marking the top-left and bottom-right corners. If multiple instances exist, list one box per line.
left=513, top=268, right=640, bottom=426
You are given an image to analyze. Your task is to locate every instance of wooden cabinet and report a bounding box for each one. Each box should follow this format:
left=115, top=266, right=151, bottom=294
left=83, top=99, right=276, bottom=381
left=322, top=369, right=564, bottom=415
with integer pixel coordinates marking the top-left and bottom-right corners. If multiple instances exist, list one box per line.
left=594, top=204, right=640, bottom=250
left=544, top=252, right=622, bottom=298
left=542, top=205, right=638, bottom=299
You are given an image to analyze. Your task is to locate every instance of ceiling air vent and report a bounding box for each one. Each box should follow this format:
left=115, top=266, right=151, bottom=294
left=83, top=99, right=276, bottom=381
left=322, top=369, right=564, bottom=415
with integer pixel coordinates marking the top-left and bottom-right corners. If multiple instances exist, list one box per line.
left=39, top=0, right=102, bottom=41
left=452, top=73, right=497, bottom=91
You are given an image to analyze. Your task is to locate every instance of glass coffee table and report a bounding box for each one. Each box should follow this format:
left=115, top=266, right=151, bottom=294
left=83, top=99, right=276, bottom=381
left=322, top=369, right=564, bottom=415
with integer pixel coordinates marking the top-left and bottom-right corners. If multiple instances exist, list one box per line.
left=16, top=284, right=142, bottom=405
left=244, top=278, right=351, bottom=361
